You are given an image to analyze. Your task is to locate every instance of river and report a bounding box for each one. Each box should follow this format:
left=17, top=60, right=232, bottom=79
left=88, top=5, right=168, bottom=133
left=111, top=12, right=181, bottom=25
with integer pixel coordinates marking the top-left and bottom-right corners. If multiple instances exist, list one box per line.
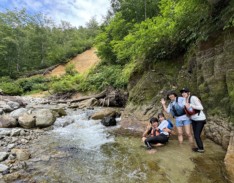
left=22, top=108, right=229, bottom=183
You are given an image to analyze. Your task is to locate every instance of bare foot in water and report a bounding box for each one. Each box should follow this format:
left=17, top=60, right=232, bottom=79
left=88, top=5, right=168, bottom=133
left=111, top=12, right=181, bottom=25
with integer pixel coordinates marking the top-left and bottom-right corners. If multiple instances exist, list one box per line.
left=151, top=143, right=164, bottom=147
left=147, top=149, right=157, bottom=154
left=154, top=143, right=164, bottom=147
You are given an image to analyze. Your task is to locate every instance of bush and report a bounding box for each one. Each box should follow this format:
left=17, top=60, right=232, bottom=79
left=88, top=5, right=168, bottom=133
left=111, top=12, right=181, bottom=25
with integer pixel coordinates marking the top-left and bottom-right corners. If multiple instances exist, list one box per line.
left=16, top=76, right=49, bottom=93
left=76, top=63, right=134, bottom=92
left=0, top=82, right=23, bottom=95
left=50, top=74, right=79, bottom=93
left=65, top=63, right=78, bottom=76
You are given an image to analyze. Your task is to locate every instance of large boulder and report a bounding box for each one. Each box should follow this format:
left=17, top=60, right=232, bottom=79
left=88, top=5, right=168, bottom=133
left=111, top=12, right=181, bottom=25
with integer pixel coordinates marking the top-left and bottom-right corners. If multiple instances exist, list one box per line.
left=32, top=109, right=56, bottom=128
left=101, top=116, right=116, bottom=127
left=91, top=108, right=119, bottom=120
left=0, top=114, right=18, bottom=128
left=7, top=101, right=20, bottom=110
left=18, top=114, right=36, bottom=129
left=10, top=108, right=28, bottom=119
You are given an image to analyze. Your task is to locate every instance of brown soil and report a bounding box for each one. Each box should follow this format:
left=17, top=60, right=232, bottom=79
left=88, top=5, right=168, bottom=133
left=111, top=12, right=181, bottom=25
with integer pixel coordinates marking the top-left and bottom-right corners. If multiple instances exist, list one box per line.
left=28, top=48, right=100, bottom=98
left=46, top=48, right=100, bottom=77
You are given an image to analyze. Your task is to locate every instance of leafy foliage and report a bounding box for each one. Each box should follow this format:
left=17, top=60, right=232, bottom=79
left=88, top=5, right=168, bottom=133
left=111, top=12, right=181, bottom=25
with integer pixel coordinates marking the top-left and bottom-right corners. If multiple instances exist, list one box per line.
left=51, top=75, right=79, bottom=93
left=0, top=9, right=100, bottom=78
left=65, top=63, right=78, bottom=76
left=1, top=0, right=233, bottom=95
left=0, top=75, right=50, bottom=95
left=104, top=0, right=211, bottom=63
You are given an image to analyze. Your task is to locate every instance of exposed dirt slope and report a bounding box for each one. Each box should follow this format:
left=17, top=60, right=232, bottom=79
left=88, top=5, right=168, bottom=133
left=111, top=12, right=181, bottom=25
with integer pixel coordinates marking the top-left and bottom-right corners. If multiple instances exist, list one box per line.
left=28, top=48, right=100, bottom=98
left=46, top=48, right=100, bottom=77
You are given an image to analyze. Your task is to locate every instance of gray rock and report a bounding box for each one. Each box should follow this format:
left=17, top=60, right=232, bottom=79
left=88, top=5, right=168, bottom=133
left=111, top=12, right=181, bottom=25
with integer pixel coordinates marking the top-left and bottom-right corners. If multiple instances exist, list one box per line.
left=0, top=129, right=11, bottom=136
left=11, top=129, right=22, bottom=136
left=0, top=114, right=18, bottom=128
left=7, top=144, right=15, bottom=149
left=2, top=104, right=13, bottom=112
left=11, top=149, right=30, bottom=161
left=54, top=117, right=74, bottom=127
left=33, top=109, right=56, bottom=128
left=11, top=137, right=18, bottom=143
left=91, top=108, right=118, bottom=120
left=8, top=154, right=16, bottom=160
left=7, top=101, right=20, bottom=110
left=0, top=164, right=9, bottom=173
left=10, top=108, right=27, bottom=119
left=0, top=152, right=9, bottom=162
left=18, top=113, right=36, bottom=129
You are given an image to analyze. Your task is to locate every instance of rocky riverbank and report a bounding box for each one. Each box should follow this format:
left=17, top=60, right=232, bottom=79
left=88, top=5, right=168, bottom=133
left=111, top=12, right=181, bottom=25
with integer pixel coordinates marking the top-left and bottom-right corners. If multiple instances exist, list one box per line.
left=0, top=95, right=123, bottom=182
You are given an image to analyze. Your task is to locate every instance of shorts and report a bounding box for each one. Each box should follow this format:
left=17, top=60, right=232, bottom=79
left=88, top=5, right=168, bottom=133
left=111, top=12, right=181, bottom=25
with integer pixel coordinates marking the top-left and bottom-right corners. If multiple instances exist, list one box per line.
left=176, top=119, right=191, bottom=127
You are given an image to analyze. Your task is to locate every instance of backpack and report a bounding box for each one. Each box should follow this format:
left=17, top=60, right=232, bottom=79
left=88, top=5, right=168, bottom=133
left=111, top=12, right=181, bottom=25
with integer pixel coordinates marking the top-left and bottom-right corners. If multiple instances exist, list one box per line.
left=184, top=96, right=200, bottom=116
left=170, top=97, right=186, bottom=117
left=167, top=119, right=174, bottom=130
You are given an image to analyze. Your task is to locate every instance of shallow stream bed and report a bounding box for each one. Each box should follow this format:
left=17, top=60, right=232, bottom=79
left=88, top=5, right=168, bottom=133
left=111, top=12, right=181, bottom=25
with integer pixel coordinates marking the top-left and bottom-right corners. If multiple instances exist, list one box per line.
left=17, top=109, right=229, bottom=183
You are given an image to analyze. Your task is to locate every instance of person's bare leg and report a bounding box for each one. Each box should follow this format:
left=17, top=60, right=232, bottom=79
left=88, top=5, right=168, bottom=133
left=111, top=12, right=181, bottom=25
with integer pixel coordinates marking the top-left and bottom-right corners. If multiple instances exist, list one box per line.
left=177, top=126, right=183, bottom=144
left=184, top=124, right=195, bottom=148
left=142, top=137, right=147, bottom=143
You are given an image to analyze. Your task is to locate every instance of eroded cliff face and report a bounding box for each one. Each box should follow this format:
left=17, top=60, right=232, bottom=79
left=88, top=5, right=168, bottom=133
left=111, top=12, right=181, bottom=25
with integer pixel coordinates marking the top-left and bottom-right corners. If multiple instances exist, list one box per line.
left=121, top=29, right=234, bottom=148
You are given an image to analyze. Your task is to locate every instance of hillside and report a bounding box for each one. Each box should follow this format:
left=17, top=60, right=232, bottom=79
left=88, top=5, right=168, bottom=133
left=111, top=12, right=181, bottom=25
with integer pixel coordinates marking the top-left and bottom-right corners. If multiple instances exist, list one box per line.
left=28, top=48, right=100, bottom=98
left=46, top=48, right=100, bottom=77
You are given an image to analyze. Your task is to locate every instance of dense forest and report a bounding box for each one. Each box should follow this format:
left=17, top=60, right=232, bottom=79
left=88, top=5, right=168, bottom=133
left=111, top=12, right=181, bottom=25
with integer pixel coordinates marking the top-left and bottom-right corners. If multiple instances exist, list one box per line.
left=0, top=9, right=99, bottom=77
left=0, top=0, right=233, bottom=95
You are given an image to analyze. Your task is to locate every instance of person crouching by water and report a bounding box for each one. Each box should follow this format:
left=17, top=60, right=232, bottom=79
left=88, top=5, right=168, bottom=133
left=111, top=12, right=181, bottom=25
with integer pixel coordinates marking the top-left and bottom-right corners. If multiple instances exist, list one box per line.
left=160, top=91, right=194, bottom=148
left=142, top=117, right=170, bottom=149
left=180, top=88, right=206, bottom=153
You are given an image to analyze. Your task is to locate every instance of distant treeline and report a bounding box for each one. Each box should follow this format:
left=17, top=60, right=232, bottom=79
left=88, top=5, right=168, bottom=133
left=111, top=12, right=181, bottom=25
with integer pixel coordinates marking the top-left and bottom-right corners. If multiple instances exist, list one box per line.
left=0, top=9, right=100, bottom=77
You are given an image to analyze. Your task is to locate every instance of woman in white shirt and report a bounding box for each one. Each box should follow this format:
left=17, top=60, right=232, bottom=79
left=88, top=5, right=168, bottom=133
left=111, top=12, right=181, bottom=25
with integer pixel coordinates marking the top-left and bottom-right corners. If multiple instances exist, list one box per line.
left=180, top=88, right=206, bottom=153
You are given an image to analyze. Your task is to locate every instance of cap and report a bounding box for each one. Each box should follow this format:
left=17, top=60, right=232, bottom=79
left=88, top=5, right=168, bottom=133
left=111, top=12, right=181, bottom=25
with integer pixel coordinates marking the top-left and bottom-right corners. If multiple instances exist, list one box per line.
left=180, top=88, right=190, bottom=93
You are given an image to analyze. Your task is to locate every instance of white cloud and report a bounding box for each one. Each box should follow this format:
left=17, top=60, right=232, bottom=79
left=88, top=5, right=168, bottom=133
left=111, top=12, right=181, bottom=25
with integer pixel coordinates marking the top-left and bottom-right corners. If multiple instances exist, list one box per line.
left=52, top=0, right=110, bottom=27
left=0, top=0, right=111, bottom=27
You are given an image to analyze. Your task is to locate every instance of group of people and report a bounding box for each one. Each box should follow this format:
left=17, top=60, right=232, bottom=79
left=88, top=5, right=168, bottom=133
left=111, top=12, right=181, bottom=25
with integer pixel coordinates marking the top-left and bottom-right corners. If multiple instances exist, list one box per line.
left=142, top=88, right=207, bottom=153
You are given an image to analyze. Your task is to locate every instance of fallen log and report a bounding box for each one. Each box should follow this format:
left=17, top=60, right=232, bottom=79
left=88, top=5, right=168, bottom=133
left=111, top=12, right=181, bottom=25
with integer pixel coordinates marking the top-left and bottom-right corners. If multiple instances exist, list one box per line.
left=69, top=90, right=107, bottom=103
left=25, top=64, right=60, bottom=77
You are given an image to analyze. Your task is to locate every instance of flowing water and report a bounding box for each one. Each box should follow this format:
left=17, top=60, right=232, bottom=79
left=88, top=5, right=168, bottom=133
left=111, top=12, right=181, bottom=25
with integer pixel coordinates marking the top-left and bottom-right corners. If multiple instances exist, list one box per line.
left=22, top=108, right=229, bottom=183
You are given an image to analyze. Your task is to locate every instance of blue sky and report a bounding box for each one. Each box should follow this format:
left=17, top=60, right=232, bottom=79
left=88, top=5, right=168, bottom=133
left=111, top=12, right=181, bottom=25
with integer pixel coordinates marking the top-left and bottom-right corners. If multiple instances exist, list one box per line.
left=0, top=0, right=111, bottom=27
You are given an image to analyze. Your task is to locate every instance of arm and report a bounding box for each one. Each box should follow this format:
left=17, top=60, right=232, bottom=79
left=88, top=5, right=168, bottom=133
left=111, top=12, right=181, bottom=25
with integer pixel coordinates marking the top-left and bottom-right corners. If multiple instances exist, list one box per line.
left=142, top=124, right=151, bottom=137
left=190, top=96, right=204, bottom=110
left=157, top=120, right=170, bottom=135
left=160, top=98, right=169, bottom=114
left=163, top=127, right=172, bottom=133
